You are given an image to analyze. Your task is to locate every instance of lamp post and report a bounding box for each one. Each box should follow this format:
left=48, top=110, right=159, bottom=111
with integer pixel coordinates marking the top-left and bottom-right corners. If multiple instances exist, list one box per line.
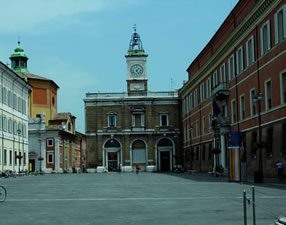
left=189, top=125, right=193, bottom=170
left=17, top=129, right=21, bottom=173
left=252, top=92, right=264, bottom=183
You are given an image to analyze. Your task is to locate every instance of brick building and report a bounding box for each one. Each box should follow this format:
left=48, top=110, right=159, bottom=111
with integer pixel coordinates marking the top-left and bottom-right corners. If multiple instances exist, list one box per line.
left=85, top=29, right=181, bottom=172
left=179, top=0, right=286, bottom=179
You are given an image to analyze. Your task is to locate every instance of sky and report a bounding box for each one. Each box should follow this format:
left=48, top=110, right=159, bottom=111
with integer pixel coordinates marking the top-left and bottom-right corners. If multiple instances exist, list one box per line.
left=0, top=0, right=239, bottom=133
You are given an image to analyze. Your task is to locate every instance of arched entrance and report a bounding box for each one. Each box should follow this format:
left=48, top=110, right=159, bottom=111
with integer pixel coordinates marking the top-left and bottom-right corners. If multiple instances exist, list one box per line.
left=131, top=140, right=147, bottom=171
left=157, top=138, right=174, bottom=172
left=103, top=139, right=121, bottom=172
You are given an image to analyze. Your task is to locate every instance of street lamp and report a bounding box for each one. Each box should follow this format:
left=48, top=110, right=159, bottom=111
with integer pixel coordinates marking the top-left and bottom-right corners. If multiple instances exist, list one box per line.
left=252, top=92, right=264, bottom=183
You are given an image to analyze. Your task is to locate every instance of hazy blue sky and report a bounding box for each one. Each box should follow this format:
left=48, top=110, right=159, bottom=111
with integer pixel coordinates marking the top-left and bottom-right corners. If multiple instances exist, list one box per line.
left=0, top=0, right=239, bottom=133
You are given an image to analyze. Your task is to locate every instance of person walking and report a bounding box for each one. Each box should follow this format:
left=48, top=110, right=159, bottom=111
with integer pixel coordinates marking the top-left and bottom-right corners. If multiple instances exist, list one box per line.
left=276, top=160, right=283, bottom=182
left=136, top=164, right=140, bottom=174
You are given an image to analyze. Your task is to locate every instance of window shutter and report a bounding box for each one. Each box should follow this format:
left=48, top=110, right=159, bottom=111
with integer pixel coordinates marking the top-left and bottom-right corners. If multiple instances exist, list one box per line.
left=274, top=12, right=278, bottom=44
left=260, top=26, right=264, bottom=55
left=283, top=5, right=286, bottom=38
left=267, top=21, right=271, bottom=51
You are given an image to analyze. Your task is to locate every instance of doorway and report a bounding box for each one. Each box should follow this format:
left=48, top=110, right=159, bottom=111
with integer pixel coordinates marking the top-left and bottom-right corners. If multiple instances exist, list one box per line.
left=29, top=159, right=35, bottom=172
left=160, top=151, right=170, bottom=171
left=108, top=152, right=118, bottom=172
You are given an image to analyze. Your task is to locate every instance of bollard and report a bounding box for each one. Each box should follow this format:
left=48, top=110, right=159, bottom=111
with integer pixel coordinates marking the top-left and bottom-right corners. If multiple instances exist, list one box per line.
left=252, top=186, right=256, bottom=225
left=243, top=190, right=247, bottom=225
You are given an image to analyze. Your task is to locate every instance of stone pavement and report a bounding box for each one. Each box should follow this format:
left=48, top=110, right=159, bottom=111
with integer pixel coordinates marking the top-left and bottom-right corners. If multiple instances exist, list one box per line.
left=0, top=172, right=285, bottom=225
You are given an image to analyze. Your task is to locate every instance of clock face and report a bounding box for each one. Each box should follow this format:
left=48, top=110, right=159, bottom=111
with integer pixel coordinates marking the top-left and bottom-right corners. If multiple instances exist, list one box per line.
left=130, top=64, right=143, bottom=76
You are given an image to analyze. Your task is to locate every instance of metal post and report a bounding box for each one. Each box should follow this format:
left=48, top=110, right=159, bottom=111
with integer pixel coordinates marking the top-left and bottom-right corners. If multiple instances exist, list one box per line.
left=252, top=186, right=256, bottom=225
left=243, top=190, right=247, bottom=225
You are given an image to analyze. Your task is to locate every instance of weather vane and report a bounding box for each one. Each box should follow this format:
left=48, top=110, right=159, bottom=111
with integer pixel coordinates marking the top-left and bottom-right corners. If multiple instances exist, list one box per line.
left=133, top=24, right=137, bottom=33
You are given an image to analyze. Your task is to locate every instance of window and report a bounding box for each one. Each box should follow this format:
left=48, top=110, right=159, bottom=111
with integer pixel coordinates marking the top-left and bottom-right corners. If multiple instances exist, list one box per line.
left=13, top=120, right=17, bottom=135
left=22, top=99, right=26, bottom=115
left=18, top=97, right=22, bottom=112
left=202, top=117, right=206, bottom=135
left=47, top=152, right=54, bottom=164
left=231, top=100, right=237, bottom=123
left=220, top=63, right=227, bottom=83
left=14, top=151, right=17, bottom=164
left=0, top=115, right=2, bottom=130
left=236, top=46, right=244, bottom=74
left=250, top=89, right=257, bottom=116
left=240, top=95, right=245, bottom=120
left=228, top=54, right=235, bottom=80
left=108, top=114, right=116, bottom=127
left=281, top=71, right=286, bottom=104
left=190, top=93, right=193, bottom=110
left=206, top=78, right=212, bottom=98
left=194, top=89, right=198, bottom=107
left=23, top=124, right=27, bottom=137
left=17, top=123, right=22, bottom=136
left=47, top=138, right=54, bottom=147
left=274, top=5, right=286, bottom=44
left=3, top=88, right=7, bottom=105
left=3, top=116, right=7, bottom=131
left=281, top=123, right=286, bottom=154
left=260, top=20, right=271, bottom=55
left=24, top=152, right=26, bottom=165
left=208, top=113, right=212, bottom=133
left=9, top=150, right=12, bottom=165
left=212, top=71, right=218, bottom=88
left=200, top=83, right=205, bottom=102
left=8, top=91, right=12, bottom=107
left=160, top=113, right=168, bottom=126
left=265, top=80, right=272, bottom=110
left=13, top=94, right=17, bottom=109
left=8, top=119, right=12, bottom=133
left=132, top=113, right=144, bottom=128
left=246, top=36, right=255, bottom=67
left=196, top=120, right=199, bottom=137
left=4, top=149, right=7, bottom=165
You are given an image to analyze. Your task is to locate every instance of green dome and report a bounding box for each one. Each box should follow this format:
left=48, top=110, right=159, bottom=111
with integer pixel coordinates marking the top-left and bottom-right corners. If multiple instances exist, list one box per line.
left=10, top=41, right=29, bottom=73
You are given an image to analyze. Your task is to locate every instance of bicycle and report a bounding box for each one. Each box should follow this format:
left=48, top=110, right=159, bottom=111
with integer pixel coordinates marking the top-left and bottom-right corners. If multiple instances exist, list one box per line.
left=0, top=184, right=7, bottom=202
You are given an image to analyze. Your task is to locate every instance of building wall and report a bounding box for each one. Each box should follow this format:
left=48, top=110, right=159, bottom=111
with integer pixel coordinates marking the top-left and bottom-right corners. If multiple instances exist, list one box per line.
left=28, top=79, right=57, bottom=125
left=85, top=94, right=181, bottom=172
left=180, top=0, right=286, bottom=177
left=0, top=64, right=30, bottom=172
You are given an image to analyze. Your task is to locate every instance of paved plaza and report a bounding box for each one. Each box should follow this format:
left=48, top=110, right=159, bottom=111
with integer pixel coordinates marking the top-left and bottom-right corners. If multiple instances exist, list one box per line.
left=0, top=172, right=285, bottom=225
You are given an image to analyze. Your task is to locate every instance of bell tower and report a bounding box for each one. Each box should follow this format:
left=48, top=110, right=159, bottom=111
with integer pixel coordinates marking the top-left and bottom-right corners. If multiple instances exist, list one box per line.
left=125, top=26, right=148, bottom=95
left=10, top=41, right=29, bottom=73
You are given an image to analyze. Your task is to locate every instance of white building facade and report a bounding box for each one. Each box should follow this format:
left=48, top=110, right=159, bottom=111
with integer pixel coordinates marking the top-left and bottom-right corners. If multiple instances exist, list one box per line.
left=0, top=62, right=31, bottom=173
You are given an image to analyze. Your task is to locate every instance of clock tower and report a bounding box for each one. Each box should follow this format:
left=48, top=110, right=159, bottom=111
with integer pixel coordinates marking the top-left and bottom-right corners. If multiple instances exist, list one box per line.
left=126, top=26, right=148, bottom=95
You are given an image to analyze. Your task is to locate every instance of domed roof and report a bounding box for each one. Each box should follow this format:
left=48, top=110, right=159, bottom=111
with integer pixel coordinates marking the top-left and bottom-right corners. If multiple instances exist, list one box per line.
left=127, top=25, right=147, bottom=57
left=10, top=41, right=28, bottom=59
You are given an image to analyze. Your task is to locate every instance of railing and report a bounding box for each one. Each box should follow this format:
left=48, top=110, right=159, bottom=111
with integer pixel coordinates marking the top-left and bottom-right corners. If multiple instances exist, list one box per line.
left=86, top=91, right=178, bottom=99
left=212, top=82, right=229, bottom=96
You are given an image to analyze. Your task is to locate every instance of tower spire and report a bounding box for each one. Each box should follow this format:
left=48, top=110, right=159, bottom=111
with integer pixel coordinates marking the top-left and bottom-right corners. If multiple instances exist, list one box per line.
left=127, top=25, right=147, bottom=56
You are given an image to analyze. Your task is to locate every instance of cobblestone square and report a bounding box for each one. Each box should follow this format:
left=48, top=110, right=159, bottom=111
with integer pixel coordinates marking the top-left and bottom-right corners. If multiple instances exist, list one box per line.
left=0, top=173, right=285, bottom=225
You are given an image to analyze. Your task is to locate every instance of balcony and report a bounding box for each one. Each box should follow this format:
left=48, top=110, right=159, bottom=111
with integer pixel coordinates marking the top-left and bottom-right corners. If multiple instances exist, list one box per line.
left=212, top=82, right=229, bottom=101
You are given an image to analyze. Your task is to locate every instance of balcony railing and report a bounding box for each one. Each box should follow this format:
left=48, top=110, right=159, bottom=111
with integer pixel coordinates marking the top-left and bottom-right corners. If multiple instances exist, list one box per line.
left=86, top=91, right=178, bottom=99
left=212, top=82, right=229, bottom=100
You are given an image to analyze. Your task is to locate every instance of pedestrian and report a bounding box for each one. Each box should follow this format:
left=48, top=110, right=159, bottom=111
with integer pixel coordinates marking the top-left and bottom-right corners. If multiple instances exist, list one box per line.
left=118, top=163, right=121, bottom=173
left=276, top=160, right=283, bottom=181
left=136, top=164, right=140, bottom=174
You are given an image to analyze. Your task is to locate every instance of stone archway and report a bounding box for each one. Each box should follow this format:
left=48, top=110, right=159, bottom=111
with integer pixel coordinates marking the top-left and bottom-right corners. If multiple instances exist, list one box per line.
left=157, top=138, right=174, bottom=172
left=103, top=139, right=121, bottom=172
left=131, top=140, right=147, bottom=171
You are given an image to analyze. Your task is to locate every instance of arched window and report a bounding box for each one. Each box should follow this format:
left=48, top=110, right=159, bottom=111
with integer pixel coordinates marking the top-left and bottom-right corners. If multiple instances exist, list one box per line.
left=8, top=118, right=12, bottom=133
